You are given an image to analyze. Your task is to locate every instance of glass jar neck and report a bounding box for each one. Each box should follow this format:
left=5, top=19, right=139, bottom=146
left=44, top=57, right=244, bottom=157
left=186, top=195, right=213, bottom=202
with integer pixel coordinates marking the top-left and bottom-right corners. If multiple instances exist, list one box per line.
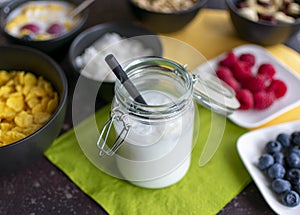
left=114, top=57, right=193, bottom=119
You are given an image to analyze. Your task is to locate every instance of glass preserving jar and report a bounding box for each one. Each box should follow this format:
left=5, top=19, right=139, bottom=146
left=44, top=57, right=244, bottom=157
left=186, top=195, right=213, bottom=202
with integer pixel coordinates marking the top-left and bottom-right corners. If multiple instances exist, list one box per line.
left=97, top=57, right=239, bottom=189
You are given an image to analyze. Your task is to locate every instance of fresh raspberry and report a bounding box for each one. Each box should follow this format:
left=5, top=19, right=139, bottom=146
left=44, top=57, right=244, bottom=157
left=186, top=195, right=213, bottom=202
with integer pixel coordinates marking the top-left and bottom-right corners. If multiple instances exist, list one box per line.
left=239, top=53, right=256, bottom=67
left=258, top=63, right=276, bottom=80
left=231, top=61, right=252, bottom=82
left=267, top=79, right=287, bottom=98
left=242, top=75, right=267, bottom=93
left=20, top=23, right=40, bottom=34
left=236, top=89, right=254, bottom=110
left=222, top=77, right=241, bottom=92
left=253, top=91, right=276, bottom=110
left=47, top=23, right=65, bottom=35
left=216, top=66, right=240, bottom=92
left=258, top=74, right=273, bottom=84
left=219, top=51, right=238, bottom=68
left=216, top=66, right=233, bottom=81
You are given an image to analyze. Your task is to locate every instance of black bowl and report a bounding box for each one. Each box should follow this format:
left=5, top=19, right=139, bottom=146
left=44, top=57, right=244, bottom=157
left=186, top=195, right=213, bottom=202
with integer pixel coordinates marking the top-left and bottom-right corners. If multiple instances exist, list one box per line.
left=0, top=45, right=68, bottom=175
left=68, top=22, right=163, bottom=102
left=226, top=0, right=300, bottom=46
left=128, top=0, right=208, bottom=33
left=0, top=0, right=88, bottom=56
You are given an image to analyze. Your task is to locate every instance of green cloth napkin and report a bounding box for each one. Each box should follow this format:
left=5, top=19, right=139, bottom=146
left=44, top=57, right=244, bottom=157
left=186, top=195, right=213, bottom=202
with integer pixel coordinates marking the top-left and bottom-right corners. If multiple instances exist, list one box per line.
left=45, top=104, right=249, bottom=215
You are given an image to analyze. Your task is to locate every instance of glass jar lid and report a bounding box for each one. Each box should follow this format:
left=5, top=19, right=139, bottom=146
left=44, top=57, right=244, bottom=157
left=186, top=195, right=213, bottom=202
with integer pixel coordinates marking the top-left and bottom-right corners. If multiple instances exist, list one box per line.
left=192, top=71, right=240, bottom=115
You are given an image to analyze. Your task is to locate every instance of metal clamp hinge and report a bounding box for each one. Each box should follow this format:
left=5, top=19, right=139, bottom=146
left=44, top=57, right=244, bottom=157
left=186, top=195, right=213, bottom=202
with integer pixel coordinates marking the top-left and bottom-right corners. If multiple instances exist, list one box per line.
left=96, top=109, right=131, bottom=156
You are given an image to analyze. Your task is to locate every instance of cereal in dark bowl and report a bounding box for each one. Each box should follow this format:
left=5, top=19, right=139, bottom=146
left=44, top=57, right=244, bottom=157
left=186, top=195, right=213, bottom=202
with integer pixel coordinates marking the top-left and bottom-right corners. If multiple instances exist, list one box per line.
left=128, top=0, right=208, bottom=33
left=235, top=0, right=300, bottom=24
left=0, top=45, right=68, bottom=175
left=226, top=0, right=300, bottom=46
left=0, top=0, right=88, bottom=55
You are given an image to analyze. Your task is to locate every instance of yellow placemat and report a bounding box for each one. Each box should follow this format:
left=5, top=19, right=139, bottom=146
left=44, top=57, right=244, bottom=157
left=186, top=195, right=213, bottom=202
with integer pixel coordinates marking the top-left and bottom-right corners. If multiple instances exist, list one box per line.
left=45, top=9, right=300, bottom=215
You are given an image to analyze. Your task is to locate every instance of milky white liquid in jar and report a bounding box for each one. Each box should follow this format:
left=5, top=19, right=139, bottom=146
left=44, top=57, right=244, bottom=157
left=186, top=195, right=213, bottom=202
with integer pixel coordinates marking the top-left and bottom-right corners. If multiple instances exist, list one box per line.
left=109, top=57, right=196, bottom=189
left=114, top=90, right=194, bottom=188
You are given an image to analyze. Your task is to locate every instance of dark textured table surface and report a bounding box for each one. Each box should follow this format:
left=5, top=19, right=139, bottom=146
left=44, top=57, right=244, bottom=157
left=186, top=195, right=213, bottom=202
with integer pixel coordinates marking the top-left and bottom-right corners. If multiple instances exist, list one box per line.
left=1, top=0, right=299, bottom=214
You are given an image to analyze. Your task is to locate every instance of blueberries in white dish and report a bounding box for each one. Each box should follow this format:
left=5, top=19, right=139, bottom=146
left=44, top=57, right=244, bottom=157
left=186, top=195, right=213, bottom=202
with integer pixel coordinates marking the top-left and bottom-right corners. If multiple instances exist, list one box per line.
left=257, top=131, right=300, bottom=207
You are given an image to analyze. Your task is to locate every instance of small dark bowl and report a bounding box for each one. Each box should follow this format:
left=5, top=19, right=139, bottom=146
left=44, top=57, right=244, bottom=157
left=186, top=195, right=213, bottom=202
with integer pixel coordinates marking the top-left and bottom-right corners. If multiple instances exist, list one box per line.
left=128, top=0, right=208, bottom=33
left=226, top=0, right=300, bottom=46
left=0, top=45, right=68, bottom=175
left=0, top=0, right=88, bottom=56
left=68, top=22, right=163, bottom=102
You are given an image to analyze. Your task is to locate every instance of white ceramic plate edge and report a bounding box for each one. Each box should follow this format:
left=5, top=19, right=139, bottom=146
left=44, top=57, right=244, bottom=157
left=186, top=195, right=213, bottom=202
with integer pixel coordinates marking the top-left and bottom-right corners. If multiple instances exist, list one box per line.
left=237, top=120, right=300, bottom=215
left=230, top=98, right=300, bottom=128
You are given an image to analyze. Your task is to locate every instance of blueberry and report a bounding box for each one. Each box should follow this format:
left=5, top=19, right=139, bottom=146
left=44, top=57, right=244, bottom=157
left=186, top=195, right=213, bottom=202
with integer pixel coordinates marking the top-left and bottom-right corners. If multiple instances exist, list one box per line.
left=258, top=154, right=274, bottom=170
left=291, top=131, right=300, bottom=146
left=280, top=190, right=300, bottom=207
left=271, top=178, right=291, bottom=193
left=286, top=169, right=300, bottom=185
left=21, top=34, right=33, bottom=41
left=265, top=140, right=282, bottom=154
left=267, top=163, right=285, bottom=180
left=290, top=146, right=300, bottom=156
left=273, top=152, right=284, bottom=164
left=286, top=152, right=300, bottom=168
left=293, top=183, right=300, bottom=195
left=276, top=133, right=290, bottom=148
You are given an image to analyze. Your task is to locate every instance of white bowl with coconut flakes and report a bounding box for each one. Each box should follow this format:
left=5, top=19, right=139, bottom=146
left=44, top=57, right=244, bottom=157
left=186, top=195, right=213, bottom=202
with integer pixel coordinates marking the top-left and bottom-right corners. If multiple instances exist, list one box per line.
left=69, top=23, right=162, bottom=83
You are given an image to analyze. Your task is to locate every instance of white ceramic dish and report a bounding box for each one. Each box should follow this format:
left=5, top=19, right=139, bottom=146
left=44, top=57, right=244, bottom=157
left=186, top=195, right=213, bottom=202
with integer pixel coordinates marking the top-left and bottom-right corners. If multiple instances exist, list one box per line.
left=237, top=120, right=300, bottom=215
left=193, top=44, right=300, bottom=128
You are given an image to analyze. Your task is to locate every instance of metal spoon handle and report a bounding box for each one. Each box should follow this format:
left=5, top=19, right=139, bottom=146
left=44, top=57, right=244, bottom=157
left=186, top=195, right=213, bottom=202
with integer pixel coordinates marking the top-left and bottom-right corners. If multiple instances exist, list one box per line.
left=105, top=54, right=147, bottom=105
left=69, top=0, right=95, bottom=18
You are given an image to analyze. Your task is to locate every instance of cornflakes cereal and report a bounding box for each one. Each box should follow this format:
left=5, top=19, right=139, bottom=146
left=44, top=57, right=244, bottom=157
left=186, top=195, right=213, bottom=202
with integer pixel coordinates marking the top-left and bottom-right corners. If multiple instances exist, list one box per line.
left=0, top=70, right=10, bottom=85
left=0, top=70, right=59, bottom=146
left=15, top=111, right=33, bottom=127
left=6, top=94, right=24, bottom=112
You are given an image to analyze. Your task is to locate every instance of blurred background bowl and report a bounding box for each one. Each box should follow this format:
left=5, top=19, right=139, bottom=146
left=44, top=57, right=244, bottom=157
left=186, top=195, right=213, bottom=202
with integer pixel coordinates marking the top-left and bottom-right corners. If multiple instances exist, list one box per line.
left=226, top=0, right=300, bottom=46
left=0, top=0, right=88, bottom=56
left=68, top=22, right=163, bottom=102
left=0, top=45, right=68, bottom=175
left=128, top=0, right=208, bottom=33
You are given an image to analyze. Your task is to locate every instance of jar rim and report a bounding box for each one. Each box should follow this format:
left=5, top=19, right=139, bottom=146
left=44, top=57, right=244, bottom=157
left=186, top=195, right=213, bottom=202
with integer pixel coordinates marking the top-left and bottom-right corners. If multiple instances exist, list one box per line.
left=114, top=57, right=193, bottom=118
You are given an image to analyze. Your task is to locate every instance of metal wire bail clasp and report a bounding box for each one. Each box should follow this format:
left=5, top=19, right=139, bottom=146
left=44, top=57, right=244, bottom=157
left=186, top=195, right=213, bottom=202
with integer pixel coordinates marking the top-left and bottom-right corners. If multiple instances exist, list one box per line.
left=96, top=108, right=131, bottom=157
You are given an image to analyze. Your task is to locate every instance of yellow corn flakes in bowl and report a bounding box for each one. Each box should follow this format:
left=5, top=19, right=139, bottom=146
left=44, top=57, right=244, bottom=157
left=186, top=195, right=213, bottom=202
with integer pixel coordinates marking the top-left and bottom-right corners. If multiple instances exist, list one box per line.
left=0, top=70, right=59, bottom=146
left=0, top=45, right=67, bottom=174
